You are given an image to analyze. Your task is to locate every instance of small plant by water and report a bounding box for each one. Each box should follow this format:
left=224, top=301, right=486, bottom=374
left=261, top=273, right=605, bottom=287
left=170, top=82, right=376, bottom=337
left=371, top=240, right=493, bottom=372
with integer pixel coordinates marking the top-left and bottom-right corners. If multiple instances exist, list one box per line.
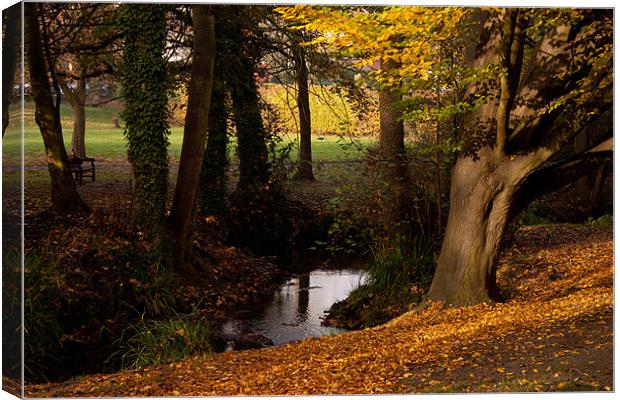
left=325, top=236, right=436, bottom=329
left=111, top=313, right=212, bottom=370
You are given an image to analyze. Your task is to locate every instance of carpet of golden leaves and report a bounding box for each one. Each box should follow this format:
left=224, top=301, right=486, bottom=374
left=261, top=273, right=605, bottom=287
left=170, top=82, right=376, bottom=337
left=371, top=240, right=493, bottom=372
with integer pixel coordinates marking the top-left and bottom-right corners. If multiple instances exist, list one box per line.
left=27, top=224, right=613, bottom=396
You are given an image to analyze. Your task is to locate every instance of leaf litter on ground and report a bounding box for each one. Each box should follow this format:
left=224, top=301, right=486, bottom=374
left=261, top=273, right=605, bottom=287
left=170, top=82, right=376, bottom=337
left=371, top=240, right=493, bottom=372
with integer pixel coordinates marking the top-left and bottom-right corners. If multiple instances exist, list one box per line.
left=26, top=223, right=613, bottom=396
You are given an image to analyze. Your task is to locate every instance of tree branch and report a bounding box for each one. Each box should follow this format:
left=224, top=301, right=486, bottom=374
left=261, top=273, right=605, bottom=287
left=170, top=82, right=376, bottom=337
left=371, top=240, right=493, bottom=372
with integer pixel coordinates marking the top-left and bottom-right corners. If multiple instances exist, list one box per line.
left=511, top=135, right=613, bottom=220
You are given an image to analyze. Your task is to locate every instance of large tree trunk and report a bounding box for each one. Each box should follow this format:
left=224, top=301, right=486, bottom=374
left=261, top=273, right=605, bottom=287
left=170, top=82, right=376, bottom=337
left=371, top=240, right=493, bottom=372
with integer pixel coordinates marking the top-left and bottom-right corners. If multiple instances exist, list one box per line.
left=169, top=6, right=216, bottom=271
left=25, top=3, right=88, bottom=214
left=293, top=44, right=314, bottom=181
left=427, top=9, right=612, bottom=308
left=2, top=4, right=20, bottom=137
left=427, top=150, right=516, bottom=306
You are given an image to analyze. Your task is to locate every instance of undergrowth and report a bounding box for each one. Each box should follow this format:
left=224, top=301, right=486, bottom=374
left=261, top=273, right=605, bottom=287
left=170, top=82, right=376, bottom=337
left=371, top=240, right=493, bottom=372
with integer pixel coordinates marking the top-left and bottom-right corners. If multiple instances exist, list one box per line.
left=109, top=312, right=211, bottom=370
left=325, top=236, right=436, bottom=329
left=586, top=214, right=613, bottom=232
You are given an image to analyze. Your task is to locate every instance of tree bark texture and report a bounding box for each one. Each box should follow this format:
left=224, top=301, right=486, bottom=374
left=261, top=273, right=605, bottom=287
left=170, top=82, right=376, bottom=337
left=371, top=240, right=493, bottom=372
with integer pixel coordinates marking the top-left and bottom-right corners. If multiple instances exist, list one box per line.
left=2, top=4, right=20, bottom=137
left=293, top=43, right=314, bottom=181
left=199, top=66, right=229, bottom=218
left=428, top=9, right=612, bottom=307
left=428, top=150, right=518, bottom=305
left=25, top=3, right=88, bottom=214
left=378, top=60, right=409, bottom=239
left=169, top=6, right=216, bottom=270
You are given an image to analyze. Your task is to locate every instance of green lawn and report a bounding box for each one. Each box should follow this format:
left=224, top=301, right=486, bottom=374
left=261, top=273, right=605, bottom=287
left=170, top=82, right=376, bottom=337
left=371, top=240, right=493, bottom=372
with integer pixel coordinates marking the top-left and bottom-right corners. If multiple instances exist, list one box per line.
left=4, top=128, right=372, bottom=163
left=3, top=102, right=374, bottom=164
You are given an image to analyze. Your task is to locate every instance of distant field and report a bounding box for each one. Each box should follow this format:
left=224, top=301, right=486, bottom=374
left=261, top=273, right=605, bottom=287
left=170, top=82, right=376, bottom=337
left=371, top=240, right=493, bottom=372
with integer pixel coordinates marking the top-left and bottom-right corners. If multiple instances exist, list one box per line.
left=3, top=101, right=375, bottom=164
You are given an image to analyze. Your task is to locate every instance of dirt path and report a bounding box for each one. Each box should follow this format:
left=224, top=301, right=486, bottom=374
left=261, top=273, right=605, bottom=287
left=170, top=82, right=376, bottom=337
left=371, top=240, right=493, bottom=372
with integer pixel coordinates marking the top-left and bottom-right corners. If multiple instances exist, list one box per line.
left=26, top=225, right=613, bottom=396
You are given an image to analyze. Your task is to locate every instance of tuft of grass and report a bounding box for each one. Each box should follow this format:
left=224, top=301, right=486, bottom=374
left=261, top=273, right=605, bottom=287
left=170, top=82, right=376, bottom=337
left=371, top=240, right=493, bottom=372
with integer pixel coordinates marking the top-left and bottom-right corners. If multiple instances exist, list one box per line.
left=586, top=214, right=612, bottom=232
left=19, top=252, right=65, bottom=381
left=113, top=249, right=177, bottom=318
left=366, top=237, right=435, bottom=290
left=326, top=237, right=436, bottom=329
left=111, top=314, right=211, bottom=370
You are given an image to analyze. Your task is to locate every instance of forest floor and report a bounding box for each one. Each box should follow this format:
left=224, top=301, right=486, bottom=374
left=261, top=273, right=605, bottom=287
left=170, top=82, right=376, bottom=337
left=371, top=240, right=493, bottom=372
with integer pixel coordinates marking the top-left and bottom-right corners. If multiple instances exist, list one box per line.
left=26, top=223, right=613, bottom=396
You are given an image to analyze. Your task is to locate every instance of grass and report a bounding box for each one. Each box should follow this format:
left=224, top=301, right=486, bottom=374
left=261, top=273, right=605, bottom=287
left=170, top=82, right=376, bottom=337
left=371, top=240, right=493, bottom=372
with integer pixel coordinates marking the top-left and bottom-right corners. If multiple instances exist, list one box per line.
left=4, top=101, right=374, bottom=164
left=111, top=314, right=211, bottom=370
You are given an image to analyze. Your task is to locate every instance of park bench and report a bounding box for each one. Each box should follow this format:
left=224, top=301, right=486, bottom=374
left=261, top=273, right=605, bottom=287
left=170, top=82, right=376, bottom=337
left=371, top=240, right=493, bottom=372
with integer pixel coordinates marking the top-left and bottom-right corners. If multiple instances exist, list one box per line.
left=69, top=156, right=96, bottom=185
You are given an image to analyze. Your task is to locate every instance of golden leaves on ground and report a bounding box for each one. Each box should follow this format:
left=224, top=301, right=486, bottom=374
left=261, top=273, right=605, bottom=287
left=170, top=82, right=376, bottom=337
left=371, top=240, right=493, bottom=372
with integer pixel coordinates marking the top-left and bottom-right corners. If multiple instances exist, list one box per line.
left=27, top=224, right=613, bottom=397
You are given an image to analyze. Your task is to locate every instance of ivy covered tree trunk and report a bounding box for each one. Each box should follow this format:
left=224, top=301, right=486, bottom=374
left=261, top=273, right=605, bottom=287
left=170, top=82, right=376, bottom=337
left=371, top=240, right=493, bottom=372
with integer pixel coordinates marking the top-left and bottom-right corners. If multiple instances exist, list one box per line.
left=25, top=3, right=88, bottom=214
left=120, top=4, right=170, bottom=228
left=293, top=43, right=314, bottom=181
left=427, top=9, right=612, bottom=307
left=199, top=66, right=229, bottom=218
left=227, top=16, right=269, bottom=191
left=2, top=3, right=20, bottom=137
left=169, top=6, right=216, bottom=271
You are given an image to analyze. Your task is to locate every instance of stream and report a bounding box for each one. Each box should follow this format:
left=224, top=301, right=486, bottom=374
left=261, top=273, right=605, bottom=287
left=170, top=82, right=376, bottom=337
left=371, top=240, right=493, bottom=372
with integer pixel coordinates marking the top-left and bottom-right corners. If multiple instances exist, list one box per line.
left=221, top=268, right=366, bottom=347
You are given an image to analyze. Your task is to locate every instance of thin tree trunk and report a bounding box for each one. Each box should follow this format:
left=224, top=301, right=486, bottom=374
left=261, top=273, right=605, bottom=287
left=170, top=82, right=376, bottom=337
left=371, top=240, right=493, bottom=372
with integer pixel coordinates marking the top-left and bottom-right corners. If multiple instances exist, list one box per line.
left=199, top=67, right=229, bottom=218
left=61, top=72, right=87, bottom=158
left=169, top=6, right=216, bottom=271
left=293, top=44, right=314, bottom=181
left=434, top=85, right=443, bottom=236
left=25, top=3, right=88, bottom=214
left=70, top=76, right=87, bottom=158
left=378, top=60, right=408, bottom=239
left=2, top=4, right=20, bottom=137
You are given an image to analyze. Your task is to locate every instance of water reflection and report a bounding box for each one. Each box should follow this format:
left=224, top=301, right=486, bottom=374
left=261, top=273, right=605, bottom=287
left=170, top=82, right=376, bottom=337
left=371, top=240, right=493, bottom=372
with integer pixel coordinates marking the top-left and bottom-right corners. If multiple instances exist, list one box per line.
left=223, top=269, right=365, bottom=345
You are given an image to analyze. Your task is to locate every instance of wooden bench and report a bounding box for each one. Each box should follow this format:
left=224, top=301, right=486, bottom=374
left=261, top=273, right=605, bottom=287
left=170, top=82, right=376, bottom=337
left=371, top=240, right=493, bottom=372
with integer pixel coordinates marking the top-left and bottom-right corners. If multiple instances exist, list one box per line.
left=69, top=156, right=96, bottom=185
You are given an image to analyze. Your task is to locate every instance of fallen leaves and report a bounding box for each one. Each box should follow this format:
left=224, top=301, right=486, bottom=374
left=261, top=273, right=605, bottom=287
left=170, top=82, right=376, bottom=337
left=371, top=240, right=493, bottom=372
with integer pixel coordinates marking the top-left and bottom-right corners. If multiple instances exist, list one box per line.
left=26, top=224, right=613, bottom=396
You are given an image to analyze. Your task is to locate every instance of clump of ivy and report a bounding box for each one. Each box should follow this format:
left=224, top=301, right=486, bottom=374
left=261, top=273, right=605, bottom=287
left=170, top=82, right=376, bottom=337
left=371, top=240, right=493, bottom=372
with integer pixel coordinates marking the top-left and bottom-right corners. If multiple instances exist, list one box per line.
left=119, top=4, right=173, bottom=226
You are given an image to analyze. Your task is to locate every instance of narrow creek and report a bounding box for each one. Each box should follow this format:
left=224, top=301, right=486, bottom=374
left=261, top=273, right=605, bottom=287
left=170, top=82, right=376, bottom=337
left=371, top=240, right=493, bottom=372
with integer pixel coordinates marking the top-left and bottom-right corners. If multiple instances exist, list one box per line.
left=221, top=268, right=366, bottom=347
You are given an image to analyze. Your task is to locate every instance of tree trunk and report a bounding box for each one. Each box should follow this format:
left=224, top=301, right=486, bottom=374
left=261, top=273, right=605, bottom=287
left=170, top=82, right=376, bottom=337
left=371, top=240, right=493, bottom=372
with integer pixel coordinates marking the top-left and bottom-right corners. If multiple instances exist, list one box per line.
left=169, top=6, right=216, bottom=270
left=199, top=67, right=229, bottom=218
left=228, top=21, right=268, bottom=191
left=25, top=3, right=88, bottom=214
left=427, top=151, right=515, bottom=306
left=378, top=60, right=409, bottom=239
left=293, top=44, right=314, bottom=181
left=427, top=9, right=612, bottom=308
left=2, top=4, right=20, bottom=137
left=120, top=4, right=170, bottom=228
left=61, top=71, right=88, bottom=158
left=70, top=76, right=87, bottom=158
